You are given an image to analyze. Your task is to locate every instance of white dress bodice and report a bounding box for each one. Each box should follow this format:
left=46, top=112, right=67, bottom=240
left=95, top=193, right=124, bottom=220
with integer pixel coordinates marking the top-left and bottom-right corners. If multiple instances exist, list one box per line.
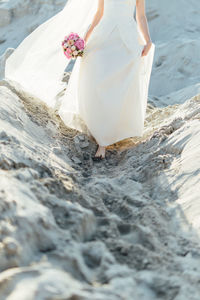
left=103, top=0, right=136, bottom=22
left=87, top=0, right=144, bottom=58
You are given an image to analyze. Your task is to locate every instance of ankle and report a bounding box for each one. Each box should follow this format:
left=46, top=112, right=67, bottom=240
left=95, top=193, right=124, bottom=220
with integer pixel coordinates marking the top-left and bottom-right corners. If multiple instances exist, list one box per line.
left=98, top=145, right=106, bottom=149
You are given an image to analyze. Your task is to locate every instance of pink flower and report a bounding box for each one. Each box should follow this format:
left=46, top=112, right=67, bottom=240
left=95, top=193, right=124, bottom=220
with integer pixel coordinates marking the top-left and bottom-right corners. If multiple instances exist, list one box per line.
left=67, top=32, right=79, bottom=41
left=74, top=39, right=85, bottom=50
left=66, top=48, right=72, bottom=54
left=64, top=52, right=71, bottom=59
left=62, top=33, right=83, bottom=59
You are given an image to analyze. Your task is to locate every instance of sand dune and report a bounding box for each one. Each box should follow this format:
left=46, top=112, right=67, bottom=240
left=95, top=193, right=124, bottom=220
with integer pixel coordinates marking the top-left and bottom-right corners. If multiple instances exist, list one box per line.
left=0, top=0, right=200, bottom=299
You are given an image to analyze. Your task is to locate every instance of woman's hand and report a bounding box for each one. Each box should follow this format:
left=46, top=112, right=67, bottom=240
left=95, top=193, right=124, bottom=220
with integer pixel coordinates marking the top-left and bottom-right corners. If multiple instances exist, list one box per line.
left=141, top=41, right=152, bottom=57
left=136, top=0, right=153, bottom=57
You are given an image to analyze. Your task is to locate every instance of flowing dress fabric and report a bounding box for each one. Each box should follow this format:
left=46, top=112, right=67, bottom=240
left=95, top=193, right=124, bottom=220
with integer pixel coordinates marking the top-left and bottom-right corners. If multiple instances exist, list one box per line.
left=58, top=0, right=155, bottom=146
left=5, top=0, right=98, bottom=108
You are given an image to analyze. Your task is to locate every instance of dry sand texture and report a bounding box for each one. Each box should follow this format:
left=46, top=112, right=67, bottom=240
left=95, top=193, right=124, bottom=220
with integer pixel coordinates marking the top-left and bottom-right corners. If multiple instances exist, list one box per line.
left=0, top=0, right=200, bottom=299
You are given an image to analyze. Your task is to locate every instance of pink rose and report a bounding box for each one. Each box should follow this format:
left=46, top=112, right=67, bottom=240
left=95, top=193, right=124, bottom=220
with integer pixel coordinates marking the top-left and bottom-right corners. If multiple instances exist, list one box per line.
left=72, top=33, right=79, bottom=38
left=66, top=48, right=72, bottom=54
left=64, top=52, right=71, bottom=59
left=74, top=39, right=85, bottom=50
left=67, top=32, right=79, bottom=41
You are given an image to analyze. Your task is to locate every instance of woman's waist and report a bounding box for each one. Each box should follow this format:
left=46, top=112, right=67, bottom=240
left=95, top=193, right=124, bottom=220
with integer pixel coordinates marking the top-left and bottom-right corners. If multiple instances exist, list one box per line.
left=91, top=16, right=139, bottom=46
left=98, top=15, right=137, bottom=30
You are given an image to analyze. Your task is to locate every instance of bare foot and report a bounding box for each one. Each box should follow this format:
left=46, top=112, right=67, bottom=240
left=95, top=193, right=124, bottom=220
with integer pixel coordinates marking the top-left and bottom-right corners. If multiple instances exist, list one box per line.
left=94, top=145, right=106, bottom=158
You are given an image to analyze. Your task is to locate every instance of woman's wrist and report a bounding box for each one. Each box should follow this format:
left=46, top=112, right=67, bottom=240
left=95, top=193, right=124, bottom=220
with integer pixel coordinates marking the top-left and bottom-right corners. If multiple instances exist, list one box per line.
left=146, top=39, right=152, bottom=45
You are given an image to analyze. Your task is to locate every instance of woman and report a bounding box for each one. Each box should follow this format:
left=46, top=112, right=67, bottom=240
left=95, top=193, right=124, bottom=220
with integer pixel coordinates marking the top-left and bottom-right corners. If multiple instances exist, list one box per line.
left=58, top=0, right=155, bottom=160
left=5, top=0, right=154, bottom=161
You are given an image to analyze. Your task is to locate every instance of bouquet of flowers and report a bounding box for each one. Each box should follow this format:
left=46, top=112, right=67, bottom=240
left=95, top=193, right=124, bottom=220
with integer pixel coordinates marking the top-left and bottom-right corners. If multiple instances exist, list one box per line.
left=62, top=32, right=85, bottom=59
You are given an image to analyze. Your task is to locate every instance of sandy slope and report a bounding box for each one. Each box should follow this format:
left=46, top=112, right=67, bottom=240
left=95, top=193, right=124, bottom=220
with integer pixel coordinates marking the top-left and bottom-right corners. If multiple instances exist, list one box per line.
left=0, top=0, right=66, bottom=55
left=0, top=0, right=200, bottom=299
left=0, top=79, right=200, bottom=299
left=146, top=0, right=200, bottom=104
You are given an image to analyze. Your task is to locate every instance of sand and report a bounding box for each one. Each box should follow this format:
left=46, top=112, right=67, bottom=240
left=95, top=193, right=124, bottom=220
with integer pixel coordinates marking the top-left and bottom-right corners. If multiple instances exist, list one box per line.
left=0, top=0, right=200, bottom=299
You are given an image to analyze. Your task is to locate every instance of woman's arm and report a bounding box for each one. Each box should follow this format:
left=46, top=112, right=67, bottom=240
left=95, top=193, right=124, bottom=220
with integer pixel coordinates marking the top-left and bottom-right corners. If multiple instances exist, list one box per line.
left=136, top=0, right=152, bottom=56
left=84, top=0, right=104, bottom=43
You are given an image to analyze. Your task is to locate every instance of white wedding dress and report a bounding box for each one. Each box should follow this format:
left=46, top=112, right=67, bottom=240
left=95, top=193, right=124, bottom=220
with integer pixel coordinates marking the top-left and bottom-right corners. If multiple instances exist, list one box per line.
left=58, top=0, right=155, bottom=146
left=5, top=0, right=155, bottom=147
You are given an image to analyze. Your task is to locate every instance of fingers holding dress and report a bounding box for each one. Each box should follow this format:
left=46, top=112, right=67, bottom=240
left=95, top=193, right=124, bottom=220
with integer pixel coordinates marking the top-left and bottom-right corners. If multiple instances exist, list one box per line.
left=141, top=41, right=152, bottom=56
